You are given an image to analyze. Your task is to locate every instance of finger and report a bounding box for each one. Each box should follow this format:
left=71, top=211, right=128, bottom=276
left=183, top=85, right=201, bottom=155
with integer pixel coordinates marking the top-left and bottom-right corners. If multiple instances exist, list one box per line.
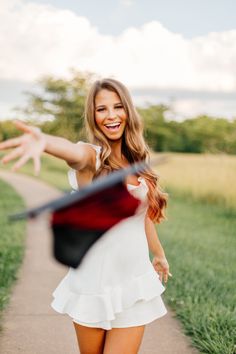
left=0, top=137, right=23, bottom=150
left=14, top=120, right=34, bottom=134
left=33, top=155, right=41, bottom=176
left=14, top=120, right=41, bottom=139
left=1, top=147, right=24, bottom=164
left=164, top=273, right=168, bottom=283
left=158, top=272, right=163, bottom=282
left=12, top=153, right=30, bottom=171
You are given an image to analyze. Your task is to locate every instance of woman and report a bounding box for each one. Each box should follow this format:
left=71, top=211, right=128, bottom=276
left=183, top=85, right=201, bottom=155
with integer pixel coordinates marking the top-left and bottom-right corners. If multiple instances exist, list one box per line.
left=0, top=78, right=171, bottom=354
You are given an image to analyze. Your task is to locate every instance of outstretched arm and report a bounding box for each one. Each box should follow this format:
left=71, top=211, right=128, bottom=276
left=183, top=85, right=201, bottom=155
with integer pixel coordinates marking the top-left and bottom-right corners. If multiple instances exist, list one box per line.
left=145, top=213, right=172, bottom=283
left=0, top=120, right=96, bottom=175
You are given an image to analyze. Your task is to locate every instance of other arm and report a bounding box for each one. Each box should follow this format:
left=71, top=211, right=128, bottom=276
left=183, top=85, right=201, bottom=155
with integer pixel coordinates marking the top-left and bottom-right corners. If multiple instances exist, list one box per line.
left=145, top=212, right=172, bottom=283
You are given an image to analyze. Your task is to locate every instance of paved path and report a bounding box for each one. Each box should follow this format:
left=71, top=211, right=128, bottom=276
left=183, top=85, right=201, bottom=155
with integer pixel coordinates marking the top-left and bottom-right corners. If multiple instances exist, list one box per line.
left=0, top=170, right=199, bottom=354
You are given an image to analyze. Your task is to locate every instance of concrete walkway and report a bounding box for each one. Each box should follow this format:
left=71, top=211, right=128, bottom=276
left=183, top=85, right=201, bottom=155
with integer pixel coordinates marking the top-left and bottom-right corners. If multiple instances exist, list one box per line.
left=0, top=170, right=199, bottom=354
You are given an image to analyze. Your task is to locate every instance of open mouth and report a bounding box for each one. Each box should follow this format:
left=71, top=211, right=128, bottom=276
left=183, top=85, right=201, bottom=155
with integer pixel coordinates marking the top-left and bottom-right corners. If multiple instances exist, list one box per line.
left=104, top=123, right=121, bottom=131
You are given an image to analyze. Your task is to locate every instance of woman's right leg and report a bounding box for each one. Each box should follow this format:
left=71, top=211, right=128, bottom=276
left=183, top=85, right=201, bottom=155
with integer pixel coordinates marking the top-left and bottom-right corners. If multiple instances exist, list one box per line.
left=73, top=321, right=106, bottom=354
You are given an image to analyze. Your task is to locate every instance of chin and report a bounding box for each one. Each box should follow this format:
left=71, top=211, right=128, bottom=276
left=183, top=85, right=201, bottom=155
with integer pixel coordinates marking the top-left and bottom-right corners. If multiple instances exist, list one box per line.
left=102, top=131, right=124, bottom=141
left=108, top=137, right=122, bottom=142
left=106, top=135, right=123, bottom=141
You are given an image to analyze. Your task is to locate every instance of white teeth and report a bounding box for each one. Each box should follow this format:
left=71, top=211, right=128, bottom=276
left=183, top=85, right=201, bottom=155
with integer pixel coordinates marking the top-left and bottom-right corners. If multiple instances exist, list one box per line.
left=105, top=123, right=120, bottom=127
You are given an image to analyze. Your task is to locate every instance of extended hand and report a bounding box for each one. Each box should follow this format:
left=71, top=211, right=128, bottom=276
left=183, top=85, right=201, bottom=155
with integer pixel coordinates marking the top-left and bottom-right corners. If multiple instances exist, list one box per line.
left=0, top=120, right=46, bottom=176
left=152, top=255, right=172, bottom=283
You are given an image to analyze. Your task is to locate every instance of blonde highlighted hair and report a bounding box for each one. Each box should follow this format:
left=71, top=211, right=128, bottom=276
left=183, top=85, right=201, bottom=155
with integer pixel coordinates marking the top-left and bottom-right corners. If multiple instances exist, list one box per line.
left=84, top=78, right=168, bottom=224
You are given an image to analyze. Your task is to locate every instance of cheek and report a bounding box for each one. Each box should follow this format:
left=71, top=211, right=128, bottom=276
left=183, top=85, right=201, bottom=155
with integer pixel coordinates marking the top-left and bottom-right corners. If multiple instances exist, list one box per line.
left=122, top=111, right=128, bottom=123
left=95, top=114, right=103, bottom=127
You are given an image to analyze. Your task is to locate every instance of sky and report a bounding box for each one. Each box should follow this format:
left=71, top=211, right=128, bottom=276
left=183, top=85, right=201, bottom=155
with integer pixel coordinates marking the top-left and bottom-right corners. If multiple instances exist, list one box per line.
left=27, top=0, right=236, bottom=38
left=0, top=0, right=236, bottom=121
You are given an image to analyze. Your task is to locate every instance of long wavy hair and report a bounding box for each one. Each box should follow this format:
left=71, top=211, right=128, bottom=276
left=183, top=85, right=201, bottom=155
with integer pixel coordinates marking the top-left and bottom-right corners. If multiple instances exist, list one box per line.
left=84, top=78, right=168, bottom=224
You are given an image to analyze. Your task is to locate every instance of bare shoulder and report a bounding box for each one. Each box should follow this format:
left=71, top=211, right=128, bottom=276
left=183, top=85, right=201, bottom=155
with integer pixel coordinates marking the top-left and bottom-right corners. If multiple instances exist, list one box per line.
left=67, top=141, right=99, bottom=173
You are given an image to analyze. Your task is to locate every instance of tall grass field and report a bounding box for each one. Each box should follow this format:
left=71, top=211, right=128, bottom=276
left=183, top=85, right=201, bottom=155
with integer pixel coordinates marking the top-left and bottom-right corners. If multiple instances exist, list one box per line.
left=0, top=151, right=235, bottom=353
left=155, top=152, right=236, bottom=212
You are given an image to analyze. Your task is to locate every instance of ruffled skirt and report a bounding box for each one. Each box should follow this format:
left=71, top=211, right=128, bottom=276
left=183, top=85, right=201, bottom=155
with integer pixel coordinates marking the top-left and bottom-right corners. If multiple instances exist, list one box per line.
left=51, top=268, right=167, bottom=330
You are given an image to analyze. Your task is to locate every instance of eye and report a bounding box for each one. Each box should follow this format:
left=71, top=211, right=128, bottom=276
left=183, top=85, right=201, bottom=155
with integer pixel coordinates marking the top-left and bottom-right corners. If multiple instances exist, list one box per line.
left=96, top=108, right=105, bottom=112
left=115, top=105, right=123, bottom=109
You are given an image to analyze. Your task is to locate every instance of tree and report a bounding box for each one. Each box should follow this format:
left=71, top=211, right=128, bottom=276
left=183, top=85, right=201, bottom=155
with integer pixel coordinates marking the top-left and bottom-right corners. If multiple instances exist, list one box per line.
left=20, top=70, right=98, bottom=141
left=0, top=120, right=22, bottom=141
left=138, top=104, right=172, bottom=151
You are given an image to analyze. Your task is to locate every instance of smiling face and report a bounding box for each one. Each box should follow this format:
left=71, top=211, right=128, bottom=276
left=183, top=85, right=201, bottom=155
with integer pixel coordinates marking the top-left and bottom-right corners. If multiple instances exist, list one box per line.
left=94, top=89, right=127, bottom=141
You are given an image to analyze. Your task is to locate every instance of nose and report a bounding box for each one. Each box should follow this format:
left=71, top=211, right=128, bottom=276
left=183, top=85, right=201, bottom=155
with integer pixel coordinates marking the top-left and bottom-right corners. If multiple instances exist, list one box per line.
left=107, top=108, right=117, bottom=119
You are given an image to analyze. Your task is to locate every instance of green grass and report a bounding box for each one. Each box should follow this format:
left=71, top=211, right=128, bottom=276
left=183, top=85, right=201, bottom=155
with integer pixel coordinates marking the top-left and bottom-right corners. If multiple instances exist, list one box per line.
left=158, top=188, right=236, bottom=354
left=0, top=179, right=26, bottom=329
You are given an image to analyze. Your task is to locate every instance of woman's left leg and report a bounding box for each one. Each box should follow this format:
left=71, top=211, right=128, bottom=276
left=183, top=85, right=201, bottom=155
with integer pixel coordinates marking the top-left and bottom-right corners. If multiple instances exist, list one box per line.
left=103, top=325, right=145, bottom=354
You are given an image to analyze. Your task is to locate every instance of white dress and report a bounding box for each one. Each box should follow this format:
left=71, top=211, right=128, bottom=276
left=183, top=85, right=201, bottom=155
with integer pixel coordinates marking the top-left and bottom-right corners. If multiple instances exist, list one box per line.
left=51, top=143, right=167, bottom=330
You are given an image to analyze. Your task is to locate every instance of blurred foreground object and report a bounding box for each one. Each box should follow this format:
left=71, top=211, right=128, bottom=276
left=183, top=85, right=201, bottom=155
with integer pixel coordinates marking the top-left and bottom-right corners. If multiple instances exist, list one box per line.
left=9, top=158, right=166, bottom=268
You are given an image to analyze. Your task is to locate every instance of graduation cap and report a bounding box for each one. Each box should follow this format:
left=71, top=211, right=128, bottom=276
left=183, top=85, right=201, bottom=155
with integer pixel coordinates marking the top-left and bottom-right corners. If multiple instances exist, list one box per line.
left=9, top=156, right=166, bottom=269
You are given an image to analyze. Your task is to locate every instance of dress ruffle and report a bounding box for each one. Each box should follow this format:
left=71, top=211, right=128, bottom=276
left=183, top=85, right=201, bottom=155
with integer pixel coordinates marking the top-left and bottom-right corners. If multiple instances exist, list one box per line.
left=51, top=269, right=166, bottom=324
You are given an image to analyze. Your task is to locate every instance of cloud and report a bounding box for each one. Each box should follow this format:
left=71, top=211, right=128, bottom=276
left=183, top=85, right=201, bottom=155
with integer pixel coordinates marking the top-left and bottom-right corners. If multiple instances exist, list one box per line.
left=0, top=0, right=236, bottom=93
left=120, top=0, right=135, bottom=7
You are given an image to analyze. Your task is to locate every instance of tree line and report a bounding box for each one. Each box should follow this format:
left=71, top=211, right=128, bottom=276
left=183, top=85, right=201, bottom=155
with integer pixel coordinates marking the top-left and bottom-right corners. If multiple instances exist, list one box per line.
left=1, top=71, right=235, bottom=154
